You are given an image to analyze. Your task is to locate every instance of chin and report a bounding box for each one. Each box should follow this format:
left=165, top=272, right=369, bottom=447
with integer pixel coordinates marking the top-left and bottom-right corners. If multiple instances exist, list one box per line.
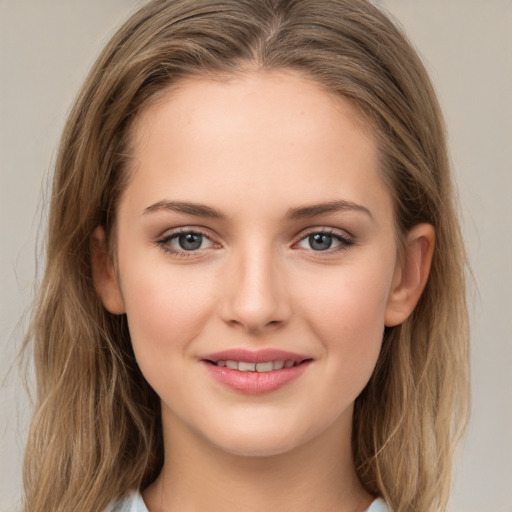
left=212, top=432, right=303, bottom=458
left=197, top=416, right=322, bottom=459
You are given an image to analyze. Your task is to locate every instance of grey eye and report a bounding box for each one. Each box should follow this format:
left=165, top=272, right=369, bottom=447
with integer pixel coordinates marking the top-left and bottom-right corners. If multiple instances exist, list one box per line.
left=157, top=230, right=216, bottom=256
left=308, top=233, right=333, bottom=251
left=176, top=233, right=204, bottom=250
left=296, top=230, right=353, bottom=253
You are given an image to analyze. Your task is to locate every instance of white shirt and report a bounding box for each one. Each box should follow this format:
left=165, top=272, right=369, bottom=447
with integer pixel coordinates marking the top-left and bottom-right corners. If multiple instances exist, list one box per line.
left=109, top=490, right=389, bottom=511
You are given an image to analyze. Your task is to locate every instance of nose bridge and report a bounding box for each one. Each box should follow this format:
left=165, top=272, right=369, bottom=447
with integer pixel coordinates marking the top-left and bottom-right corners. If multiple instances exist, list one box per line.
left=221, top=239, right=289, bottom=333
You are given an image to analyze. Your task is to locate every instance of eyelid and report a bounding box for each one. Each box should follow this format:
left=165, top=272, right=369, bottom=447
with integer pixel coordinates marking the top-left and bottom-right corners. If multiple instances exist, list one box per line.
left=298, top=226, right=353, bottom=238
left=155, top=226, right=220, bottom=257
left=293, top=227, right=355, bottom=252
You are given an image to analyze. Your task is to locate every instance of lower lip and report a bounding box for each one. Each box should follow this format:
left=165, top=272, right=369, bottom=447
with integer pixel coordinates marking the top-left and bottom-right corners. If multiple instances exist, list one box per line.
left=203, top=361, right=311, bottom=395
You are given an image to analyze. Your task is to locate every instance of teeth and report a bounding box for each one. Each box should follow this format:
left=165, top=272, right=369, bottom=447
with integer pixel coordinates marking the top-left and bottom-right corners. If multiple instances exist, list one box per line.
left=255, top=361, right=274, bottom=372
left=216, top=360, right=298, bottom=372
left=238, top=362, right=256, bottom=372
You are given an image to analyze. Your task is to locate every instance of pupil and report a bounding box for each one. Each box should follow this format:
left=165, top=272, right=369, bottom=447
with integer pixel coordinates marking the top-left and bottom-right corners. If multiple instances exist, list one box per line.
left=179, top=233, right=202, bottom=250
left=310, top=233, right=332, bottom=251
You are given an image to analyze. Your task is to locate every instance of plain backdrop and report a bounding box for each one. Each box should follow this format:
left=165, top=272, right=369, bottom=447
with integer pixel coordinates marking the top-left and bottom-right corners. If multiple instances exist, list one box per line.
left=1, top=1, right=511, bottom=511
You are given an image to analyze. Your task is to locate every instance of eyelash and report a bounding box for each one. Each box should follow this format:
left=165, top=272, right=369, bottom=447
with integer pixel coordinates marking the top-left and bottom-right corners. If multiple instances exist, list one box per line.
left=155, top=228, right=354, bottom=258
left=155, top=229, right=216, bottom=258
left=297, top=229, right=354, bottom=254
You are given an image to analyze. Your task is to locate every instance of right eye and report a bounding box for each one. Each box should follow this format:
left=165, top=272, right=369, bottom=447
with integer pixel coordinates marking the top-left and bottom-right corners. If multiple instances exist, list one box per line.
left=157, top=229, right=216, bottom=256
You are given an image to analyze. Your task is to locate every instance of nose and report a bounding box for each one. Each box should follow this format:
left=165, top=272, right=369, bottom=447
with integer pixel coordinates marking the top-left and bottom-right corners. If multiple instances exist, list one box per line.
left=219, top=246, right=291, bottom=335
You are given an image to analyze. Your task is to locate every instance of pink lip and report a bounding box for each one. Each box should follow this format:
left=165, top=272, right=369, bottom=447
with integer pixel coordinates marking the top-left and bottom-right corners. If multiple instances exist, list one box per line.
left=202, top=348, right=310, bottom=364
left=201, top=349, right=312, bottom=395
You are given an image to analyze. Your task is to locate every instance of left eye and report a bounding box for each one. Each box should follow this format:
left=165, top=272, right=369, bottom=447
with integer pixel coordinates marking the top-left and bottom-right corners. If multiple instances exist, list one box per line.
left=297, top=231, right=352, bottom=252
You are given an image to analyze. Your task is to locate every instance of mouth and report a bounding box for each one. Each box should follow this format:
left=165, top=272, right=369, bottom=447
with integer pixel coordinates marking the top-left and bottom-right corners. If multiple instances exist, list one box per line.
left=205, top=359, right=306, bottom=372
left=201, top=349, right=313, bottom=394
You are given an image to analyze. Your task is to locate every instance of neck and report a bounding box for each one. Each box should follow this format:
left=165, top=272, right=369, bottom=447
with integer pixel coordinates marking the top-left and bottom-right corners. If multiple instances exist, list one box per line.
left=143, top=407, right=373, bottom=512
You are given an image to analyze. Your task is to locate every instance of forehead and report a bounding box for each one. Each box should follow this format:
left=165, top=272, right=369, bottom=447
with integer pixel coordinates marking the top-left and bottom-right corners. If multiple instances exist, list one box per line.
left=130, top=69, right=374, bottom=161
left=120, top=70, right=390, bottom=221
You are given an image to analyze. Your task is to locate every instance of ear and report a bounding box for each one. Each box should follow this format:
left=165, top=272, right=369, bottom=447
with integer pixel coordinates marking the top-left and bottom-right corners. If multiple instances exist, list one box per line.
left=385, top=223, right=435, bottom=327
left=90, top=226, right=126, bottom=315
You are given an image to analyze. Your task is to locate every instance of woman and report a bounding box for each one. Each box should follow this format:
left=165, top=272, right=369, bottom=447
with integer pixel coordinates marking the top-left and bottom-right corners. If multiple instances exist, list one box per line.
left=22, top=1, right=469, bottom=511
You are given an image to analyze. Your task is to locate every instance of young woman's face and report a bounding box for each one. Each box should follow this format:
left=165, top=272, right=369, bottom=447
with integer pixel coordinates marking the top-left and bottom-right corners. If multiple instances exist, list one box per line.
left=104, top=71, right=405, bottom=457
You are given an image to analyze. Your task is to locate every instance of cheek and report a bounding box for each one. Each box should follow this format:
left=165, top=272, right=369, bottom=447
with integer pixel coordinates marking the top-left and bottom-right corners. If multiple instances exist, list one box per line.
left=297, top=258, right=393, bottom=331
left=118, top=259, right=217, bottom=365
left=293, top=259, right=394, bottom=380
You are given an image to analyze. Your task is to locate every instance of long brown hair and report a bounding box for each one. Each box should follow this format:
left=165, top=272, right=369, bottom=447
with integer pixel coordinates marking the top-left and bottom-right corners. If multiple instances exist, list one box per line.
left=23, top=1, right=469, bottom=511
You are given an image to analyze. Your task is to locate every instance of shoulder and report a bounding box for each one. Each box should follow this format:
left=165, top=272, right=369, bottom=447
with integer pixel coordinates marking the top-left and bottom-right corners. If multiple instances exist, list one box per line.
left=366, top=497, right=390, bottom=512
left=107, top=490, right=148, bottom=512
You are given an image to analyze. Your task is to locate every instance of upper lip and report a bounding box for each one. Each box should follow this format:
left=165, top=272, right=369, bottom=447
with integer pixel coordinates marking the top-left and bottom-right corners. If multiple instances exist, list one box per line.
left=201, top=348, right=312, bottom=364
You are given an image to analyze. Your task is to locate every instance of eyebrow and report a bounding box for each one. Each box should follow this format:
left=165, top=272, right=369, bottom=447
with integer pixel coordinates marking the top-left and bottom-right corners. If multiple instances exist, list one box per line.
left=285, top=200, right=374, bottom=221
left=144, top=200, right=226, bottom=219
left=143, top=199, right=373, bottom=221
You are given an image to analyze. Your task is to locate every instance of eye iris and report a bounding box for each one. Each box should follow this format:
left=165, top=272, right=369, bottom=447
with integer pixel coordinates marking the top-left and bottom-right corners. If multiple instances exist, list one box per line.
left=178, top=233, right=203, bottom=250
left=309, top=233, right=332, bottom=251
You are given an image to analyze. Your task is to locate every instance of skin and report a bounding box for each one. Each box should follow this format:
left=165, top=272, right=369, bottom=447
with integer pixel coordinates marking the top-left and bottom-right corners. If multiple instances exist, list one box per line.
left=92, top=70, right=434, bottom=512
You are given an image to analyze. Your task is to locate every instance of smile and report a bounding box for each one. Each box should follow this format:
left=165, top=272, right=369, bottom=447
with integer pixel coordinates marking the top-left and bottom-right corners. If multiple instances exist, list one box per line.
left=201, top=349, right=312, bottom=394
left=211, top=360, right=298, bottom=372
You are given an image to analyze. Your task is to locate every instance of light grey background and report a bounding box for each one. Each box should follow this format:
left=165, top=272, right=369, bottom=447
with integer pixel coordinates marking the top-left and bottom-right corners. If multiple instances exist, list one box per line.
left=1, top=1, right=511, bottom=511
